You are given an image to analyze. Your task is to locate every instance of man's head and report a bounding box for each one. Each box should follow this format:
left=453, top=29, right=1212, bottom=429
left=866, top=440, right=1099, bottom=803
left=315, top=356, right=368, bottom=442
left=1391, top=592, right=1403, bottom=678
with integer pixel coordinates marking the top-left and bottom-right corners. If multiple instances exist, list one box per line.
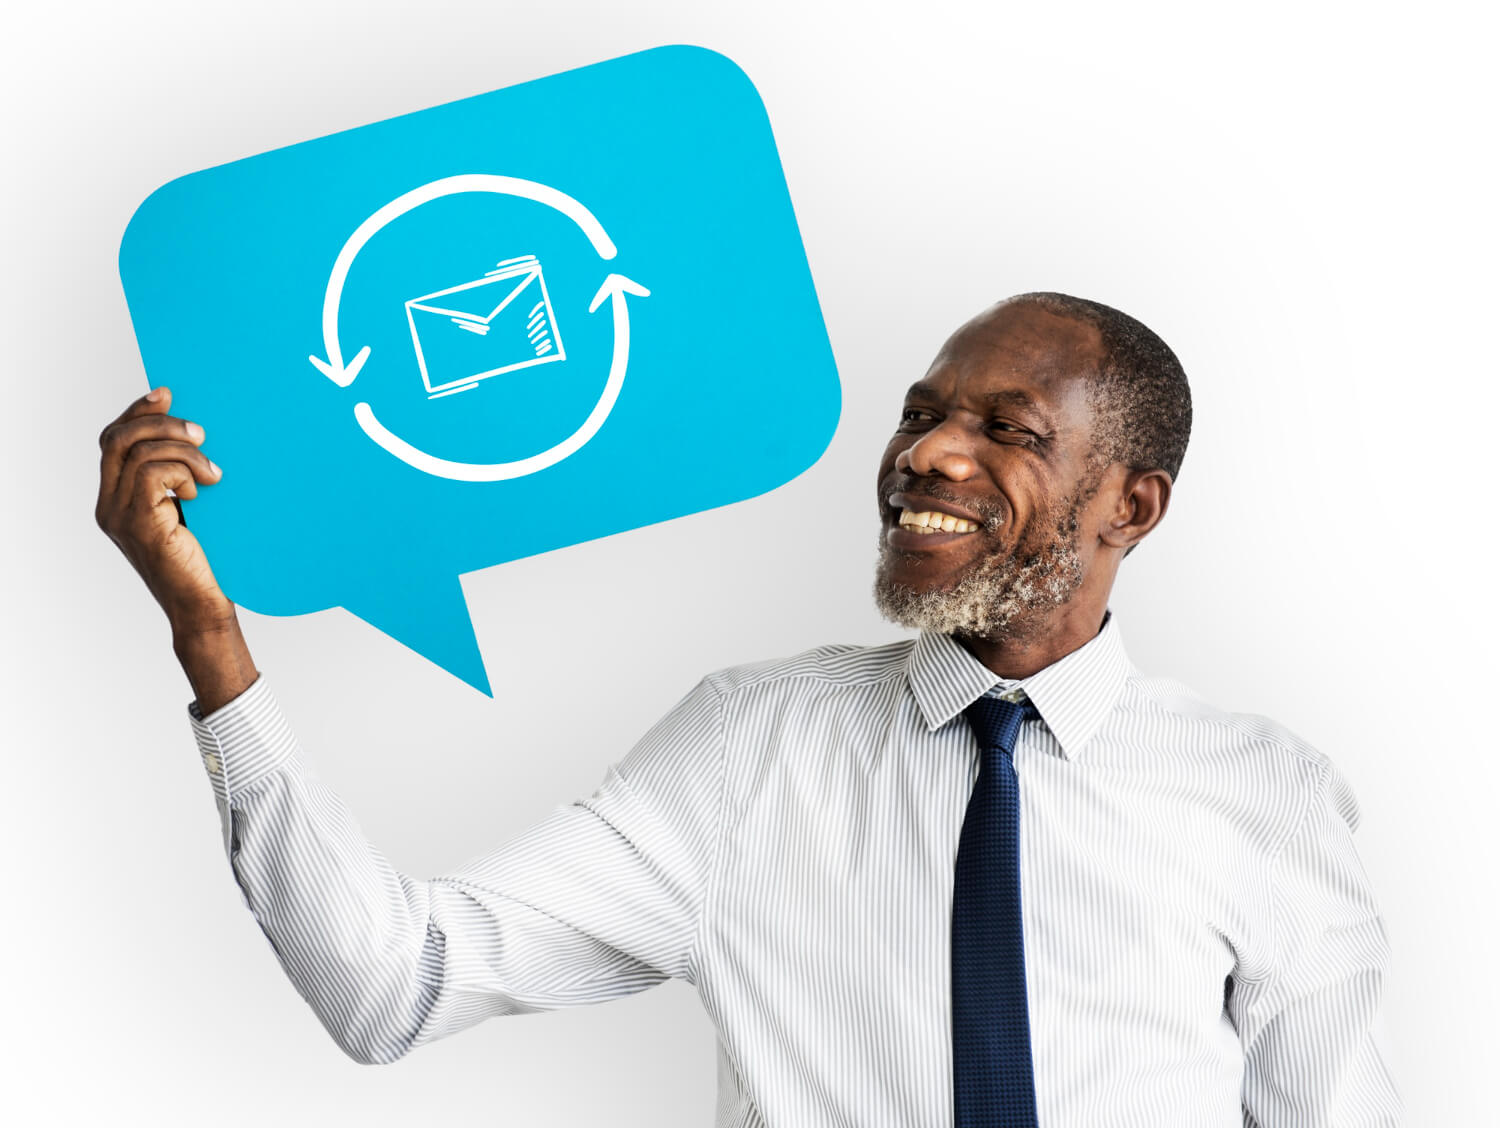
left=873, top=293, right=1190, bottom=661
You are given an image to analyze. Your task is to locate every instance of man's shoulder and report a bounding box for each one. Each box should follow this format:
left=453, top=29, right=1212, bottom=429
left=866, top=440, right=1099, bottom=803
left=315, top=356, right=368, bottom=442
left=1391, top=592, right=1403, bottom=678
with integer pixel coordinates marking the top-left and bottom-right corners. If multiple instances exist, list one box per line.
left=1116, top=669, right=1350, bottom=822
left=701, top=638, right=917, bottom=700
left=1123, top=673, right=1323, bottom=763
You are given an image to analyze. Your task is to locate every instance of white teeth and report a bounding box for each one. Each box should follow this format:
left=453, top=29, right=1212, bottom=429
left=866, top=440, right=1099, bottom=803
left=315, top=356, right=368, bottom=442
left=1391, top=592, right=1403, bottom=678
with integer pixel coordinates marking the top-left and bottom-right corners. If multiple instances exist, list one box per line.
left=897, top=508, right=979, bottom=534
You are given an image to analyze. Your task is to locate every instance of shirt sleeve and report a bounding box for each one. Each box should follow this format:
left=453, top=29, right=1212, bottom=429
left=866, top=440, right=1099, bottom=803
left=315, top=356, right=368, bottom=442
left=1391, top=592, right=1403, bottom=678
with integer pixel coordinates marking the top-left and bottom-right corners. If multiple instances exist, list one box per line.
left=1231, top=762, right=1402, bottom=1126
left=188, top=674, right=728, bottom=1065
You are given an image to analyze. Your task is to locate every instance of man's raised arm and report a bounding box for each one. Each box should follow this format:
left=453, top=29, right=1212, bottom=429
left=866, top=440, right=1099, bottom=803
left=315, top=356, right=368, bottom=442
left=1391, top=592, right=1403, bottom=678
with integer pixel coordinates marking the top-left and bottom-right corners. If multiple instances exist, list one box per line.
left=95, top=386, right=257, bottom=714
left=95, top=389, right=727, bottom=1061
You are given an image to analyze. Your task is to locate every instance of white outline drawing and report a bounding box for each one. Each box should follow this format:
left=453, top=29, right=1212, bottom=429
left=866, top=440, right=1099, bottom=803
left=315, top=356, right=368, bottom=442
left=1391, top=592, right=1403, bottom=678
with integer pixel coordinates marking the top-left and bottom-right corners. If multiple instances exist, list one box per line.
left=356, top=273, right=648, bottom=482
left=308, top=175, right=648, bottom=482
left=405, top=255, right=566, bottom=399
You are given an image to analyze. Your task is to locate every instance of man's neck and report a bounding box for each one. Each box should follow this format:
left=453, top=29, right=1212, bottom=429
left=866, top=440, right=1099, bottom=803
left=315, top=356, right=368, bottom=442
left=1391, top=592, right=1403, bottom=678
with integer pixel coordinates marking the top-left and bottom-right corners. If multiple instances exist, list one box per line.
left=955, top=602, right=1109, bottom=680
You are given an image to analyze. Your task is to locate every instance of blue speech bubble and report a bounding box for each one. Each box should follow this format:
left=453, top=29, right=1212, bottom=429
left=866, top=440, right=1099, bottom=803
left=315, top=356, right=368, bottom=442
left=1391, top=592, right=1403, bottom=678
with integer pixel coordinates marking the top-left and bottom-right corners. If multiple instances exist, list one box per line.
left=119, top=46, right=840, bottom=695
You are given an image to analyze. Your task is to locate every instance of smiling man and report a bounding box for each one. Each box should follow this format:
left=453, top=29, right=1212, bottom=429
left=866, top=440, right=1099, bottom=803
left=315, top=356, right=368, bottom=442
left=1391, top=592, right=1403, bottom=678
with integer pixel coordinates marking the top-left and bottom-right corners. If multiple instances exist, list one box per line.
left=97, top=292, right=1399, bottom=1126
left=874, top=295, right=1171, bottom=668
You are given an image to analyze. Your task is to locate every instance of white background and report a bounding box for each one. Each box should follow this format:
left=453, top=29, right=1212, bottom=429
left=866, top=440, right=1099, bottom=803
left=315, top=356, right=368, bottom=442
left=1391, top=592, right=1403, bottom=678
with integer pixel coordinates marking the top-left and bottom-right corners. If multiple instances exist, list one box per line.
left=3, top=1, right=1495, bottom=1123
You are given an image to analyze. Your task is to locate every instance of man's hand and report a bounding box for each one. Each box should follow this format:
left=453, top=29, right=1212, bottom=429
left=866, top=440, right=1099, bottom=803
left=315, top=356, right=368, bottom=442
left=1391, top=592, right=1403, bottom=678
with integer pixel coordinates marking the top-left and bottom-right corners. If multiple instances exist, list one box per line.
left=97, top=386, right=258, bottom=713
left=96, top=386, right=228, bottom=630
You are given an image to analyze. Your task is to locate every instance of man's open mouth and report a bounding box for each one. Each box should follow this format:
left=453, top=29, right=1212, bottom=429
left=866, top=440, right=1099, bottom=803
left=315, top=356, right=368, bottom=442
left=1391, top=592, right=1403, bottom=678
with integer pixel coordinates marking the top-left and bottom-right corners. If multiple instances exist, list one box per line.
left=885, top=490, right=990, bottom=538
left=896, top=508, right=981, bottom=535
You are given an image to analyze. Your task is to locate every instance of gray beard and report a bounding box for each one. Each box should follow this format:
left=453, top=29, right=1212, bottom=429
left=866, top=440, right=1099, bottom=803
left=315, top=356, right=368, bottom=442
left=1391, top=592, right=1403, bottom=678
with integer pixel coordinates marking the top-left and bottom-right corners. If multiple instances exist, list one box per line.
left=872, top=491, right=1088, bottom=643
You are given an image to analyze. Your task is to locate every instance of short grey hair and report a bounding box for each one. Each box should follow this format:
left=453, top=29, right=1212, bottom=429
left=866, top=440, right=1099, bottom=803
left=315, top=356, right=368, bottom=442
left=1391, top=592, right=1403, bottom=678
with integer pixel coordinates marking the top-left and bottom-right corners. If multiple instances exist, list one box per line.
left=1009, top=292, right=1192, bottom=481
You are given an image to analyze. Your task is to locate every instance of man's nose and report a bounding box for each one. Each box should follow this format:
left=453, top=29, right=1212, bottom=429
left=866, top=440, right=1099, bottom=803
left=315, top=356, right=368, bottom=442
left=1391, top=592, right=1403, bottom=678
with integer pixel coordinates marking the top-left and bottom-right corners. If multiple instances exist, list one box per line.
left=894, top=419, right=979, bottom=481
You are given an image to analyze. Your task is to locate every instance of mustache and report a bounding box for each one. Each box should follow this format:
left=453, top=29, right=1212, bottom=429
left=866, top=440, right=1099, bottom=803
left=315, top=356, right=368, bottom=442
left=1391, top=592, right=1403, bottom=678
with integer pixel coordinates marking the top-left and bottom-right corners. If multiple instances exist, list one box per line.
left=883, top=476, right=1008, bottom=532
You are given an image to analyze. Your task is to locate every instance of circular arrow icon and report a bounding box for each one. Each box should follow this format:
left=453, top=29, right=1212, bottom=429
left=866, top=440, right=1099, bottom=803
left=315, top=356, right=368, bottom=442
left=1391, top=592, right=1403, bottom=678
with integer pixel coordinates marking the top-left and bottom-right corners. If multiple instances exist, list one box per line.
left=309, top=174, right=648, bottom=482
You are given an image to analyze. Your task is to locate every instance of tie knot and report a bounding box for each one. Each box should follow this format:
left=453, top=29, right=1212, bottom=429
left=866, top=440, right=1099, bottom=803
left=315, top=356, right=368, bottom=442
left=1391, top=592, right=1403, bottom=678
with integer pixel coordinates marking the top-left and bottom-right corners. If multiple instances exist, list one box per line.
left=963, top=695, right=1036, bottom=756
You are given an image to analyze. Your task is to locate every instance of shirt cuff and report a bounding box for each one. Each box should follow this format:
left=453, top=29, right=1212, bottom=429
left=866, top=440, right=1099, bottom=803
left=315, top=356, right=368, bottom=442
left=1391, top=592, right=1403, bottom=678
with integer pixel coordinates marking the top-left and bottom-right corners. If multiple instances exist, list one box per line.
left=187, top=675, right=298, bottom=805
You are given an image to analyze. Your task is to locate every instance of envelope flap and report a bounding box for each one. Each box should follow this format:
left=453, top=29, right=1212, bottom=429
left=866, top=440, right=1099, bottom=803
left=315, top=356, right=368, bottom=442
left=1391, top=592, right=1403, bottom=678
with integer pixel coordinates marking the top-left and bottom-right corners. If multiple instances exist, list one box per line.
left=408, top=258, right=541, bottom=322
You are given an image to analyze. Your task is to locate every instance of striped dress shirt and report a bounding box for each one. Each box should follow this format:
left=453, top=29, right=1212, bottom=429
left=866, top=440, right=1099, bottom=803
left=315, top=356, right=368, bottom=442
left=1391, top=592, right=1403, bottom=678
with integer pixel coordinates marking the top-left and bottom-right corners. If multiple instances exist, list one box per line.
left=188, top=617, right=1400, bottom=1126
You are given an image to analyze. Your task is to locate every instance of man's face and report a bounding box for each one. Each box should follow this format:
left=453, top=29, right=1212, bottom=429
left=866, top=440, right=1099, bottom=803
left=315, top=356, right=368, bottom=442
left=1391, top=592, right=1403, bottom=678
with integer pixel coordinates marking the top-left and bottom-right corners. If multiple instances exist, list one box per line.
left=873, top=301, right=1113, bottom=643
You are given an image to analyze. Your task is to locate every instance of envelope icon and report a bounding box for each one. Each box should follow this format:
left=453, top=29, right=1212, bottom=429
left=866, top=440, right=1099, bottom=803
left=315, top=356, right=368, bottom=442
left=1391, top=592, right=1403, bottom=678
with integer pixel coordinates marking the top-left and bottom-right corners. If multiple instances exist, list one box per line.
left=405, top=255, right=567, bottom=398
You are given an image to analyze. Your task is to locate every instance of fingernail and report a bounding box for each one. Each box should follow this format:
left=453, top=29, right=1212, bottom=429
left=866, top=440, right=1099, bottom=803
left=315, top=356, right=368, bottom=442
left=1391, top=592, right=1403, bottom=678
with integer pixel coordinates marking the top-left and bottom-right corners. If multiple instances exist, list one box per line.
left=209, top=461, right=222, bottom=479
left=186, top=422, right=205, bottom=444
left=147, top=387, right=164, bottom=402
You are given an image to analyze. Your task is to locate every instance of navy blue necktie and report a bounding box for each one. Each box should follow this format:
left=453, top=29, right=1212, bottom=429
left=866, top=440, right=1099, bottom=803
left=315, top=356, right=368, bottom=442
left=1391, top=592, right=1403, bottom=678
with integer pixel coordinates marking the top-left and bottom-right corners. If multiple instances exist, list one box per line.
left=952, top=696, right=1040, bottom=1127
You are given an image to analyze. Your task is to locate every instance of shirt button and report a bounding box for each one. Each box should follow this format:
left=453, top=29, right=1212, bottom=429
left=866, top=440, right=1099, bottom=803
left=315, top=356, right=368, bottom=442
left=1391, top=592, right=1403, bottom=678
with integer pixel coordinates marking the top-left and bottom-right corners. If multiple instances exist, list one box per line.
left=205, top=752, right=222, bottom=776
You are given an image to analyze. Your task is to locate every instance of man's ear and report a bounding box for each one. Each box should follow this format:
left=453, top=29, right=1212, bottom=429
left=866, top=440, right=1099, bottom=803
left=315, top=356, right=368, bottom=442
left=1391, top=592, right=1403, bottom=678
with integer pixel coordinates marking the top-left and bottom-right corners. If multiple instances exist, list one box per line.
left=1100, top=467, right=1173, bottom=551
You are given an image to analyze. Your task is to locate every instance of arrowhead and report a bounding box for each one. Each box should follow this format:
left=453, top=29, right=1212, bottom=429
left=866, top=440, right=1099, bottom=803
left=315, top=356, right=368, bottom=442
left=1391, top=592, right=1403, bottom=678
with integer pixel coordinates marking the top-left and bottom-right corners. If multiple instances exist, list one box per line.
left=588, top=273, right=650, bottom=314
left=309, top=345, right=371, bottom=387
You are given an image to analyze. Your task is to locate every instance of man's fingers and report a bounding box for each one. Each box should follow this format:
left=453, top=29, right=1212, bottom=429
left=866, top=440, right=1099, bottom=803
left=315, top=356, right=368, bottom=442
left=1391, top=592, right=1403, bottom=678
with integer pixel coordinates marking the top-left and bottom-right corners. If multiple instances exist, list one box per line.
left=97, top=387, right=200, bottom=499
left=99, top=416, right=211, bottom=509
left=99, top=386, right=171, bottom=444
left=118, top=439, right=220, bottom=498
left=101, top=441, right=219, bottom=537
left=135, top=460, right=202, bottom=514
left=100, top=412, right=205, bottom=463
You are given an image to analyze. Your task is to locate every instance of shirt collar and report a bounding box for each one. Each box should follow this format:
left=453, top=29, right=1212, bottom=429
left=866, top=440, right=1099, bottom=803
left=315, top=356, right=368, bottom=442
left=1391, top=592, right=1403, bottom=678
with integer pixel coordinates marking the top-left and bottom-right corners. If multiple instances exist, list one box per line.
left=905, top=614, right=1134, bottom=761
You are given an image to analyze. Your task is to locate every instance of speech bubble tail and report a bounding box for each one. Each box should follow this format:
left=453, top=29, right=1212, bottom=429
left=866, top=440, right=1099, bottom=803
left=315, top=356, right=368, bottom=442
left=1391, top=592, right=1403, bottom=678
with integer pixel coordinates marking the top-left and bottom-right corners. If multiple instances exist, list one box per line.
left=344, top=575, right=493, bottom=697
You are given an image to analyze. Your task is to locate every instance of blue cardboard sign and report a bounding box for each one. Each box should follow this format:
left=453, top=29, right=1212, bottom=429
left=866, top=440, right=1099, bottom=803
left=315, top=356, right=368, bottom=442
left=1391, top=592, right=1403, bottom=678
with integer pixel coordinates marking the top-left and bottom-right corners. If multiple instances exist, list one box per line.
left=119, top=46, right=840, bottom=694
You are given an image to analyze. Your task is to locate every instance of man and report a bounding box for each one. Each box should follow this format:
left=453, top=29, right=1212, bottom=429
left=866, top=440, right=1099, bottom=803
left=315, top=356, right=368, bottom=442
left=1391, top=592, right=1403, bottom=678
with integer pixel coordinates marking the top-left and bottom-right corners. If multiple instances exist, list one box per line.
left=97, top=293, right=1400, bottom=1126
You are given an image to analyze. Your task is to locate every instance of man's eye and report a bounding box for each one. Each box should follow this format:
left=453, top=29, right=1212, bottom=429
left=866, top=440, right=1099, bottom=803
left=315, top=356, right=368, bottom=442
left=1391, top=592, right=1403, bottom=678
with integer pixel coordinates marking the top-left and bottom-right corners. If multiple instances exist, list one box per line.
left=989, top=421, right=1036, bottom=444
left=900, top=408, right=936, bottom=426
